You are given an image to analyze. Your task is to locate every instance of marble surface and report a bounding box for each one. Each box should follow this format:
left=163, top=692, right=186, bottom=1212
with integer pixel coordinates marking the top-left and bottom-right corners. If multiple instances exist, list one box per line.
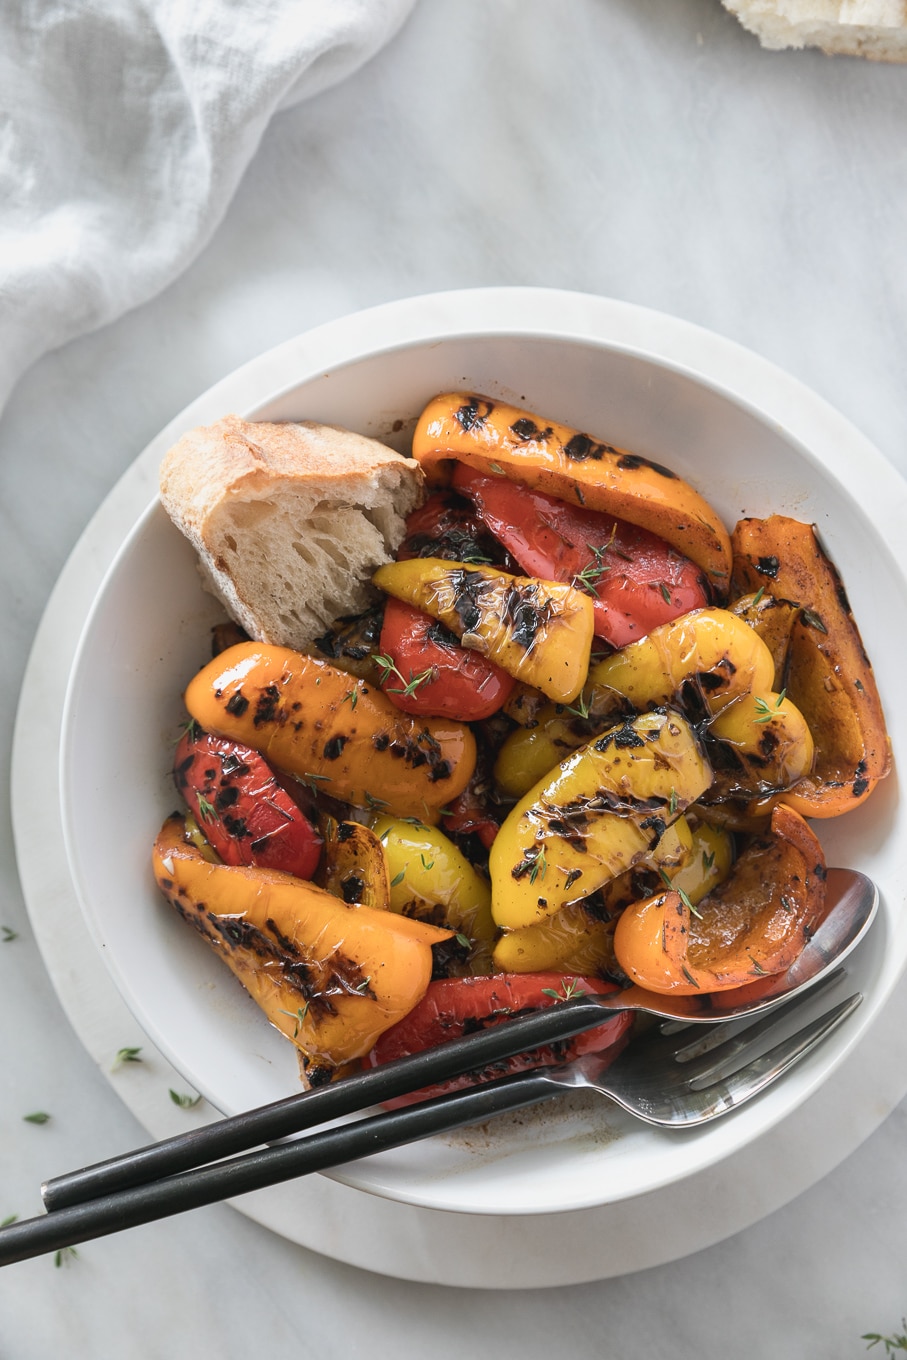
left=2, top=0, right=907, bottom=1354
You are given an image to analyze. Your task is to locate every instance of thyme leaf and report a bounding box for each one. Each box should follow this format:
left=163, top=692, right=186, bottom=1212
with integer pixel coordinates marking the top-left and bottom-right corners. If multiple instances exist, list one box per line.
left=169, top=1090, right=202, bottom=1109
left=528, top=848, right=548, bottom=885
left=112, top=1046, right=143, bottom=1070
left=565, top=692, right=591, bottom=719
left=863, top=1321, right=907, bottom=1353
left=279, top=1003, right=310, bottom=1037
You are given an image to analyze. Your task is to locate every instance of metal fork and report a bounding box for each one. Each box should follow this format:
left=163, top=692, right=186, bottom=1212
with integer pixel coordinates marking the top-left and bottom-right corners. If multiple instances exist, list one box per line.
left=0, top=982, right=861, bottom=1266
left=535, top=984, right=862, bottom=1128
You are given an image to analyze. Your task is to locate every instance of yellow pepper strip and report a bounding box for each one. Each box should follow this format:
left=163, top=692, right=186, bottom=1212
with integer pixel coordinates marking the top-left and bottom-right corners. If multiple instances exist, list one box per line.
left=373, top=557, right=594, bottom=705
left=153, top=814, right=451, bottom=1077
left=493, top=819, right=693, bottom=974
left=493, top=901, right=616, bottom=975
left=490, top=711, right=712, bottom=930
left=183, top=811, right=221, bottom=863
left=590, top=607, right=774, bottom=716
left=494, top=685, right=630, bottom=800
left=707, top=691, right=814, bottom=798
left=319, top=818, right=390, bottom=911
left=184, top=641, right=476, bottom=824
left=729, top=591, right=801, bottom=690
left=372, top=815, right=496, bottom=974
left=493, top=607, right=814, bottom=802
left=660, top=820, right=734, bottom=907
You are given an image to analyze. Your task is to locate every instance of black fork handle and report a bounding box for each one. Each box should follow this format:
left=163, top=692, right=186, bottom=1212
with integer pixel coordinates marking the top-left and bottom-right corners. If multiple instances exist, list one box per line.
left=42, top=993, right=614, bottom=1211
left=1, top=1070, right=560, bottom=1267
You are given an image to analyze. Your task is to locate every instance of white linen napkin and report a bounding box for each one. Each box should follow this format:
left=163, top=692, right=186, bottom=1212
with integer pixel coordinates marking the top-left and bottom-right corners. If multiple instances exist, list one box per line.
left=0, top=0, right=417, bottom=414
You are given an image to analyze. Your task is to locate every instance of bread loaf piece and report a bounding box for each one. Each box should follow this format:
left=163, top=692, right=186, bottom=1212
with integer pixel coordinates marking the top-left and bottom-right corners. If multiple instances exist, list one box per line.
left=159, top=415, right=425, bottom=651
left=722, top=0, right=907, bottom=60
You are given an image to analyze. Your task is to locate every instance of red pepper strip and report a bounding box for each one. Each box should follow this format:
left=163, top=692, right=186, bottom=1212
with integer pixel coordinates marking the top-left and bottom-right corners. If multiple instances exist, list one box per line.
left=377, top=597, right=515, bottom=721
left=173, top=730, right=322, bottom=880
left=452, top=464, right=710, bottom=648
left=367, top=973, right=633, bottom=1108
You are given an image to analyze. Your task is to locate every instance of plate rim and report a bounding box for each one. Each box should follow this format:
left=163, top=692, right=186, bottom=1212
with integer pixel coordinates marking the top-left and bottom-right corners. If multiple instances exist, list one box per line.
left=14, top=288, right=907, bottom=1263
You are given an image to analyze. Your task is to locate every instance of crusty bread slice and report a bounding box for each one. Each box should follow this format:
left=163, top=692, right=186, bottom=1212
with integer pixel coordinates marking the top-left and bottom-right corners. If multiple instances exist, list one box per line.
left=159, top=415, right=425, bottom=651
left=722, top=0, right=907, bottom=60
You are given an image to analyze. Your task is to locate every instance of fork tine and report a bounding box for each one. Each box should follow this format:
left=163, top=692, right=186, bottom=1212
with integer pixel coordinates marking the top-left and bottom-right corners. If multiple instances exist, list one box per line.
left=677, top=993, right=862, bottom=1125
left=669, top=971, right=845, bottom=1075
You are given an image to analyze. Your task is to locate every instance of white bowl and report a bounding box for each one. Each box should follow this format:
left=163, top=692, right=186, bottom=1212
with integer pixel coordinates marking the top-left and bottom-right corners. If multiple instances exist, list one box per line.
left=59, top=288, right=907, bottom=1217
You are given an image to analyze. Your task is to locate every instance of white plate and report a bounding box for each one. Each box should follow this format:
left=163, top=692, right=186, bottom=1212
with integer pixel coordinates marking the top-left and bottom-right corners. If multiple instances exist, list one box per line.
left=17, top=291, right=907, bottom=1267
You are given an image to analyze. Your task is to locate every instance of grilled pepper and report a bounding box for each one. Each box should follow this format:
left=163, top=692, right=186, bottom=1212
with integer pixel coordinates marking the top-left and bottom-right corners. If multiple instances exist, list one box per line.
left=373, top=557, right=594, bottom=704
left=319, top=818, right=390, bottom=911
left=372, top=814, right=496, bottom=973
left=411, top=392, right=732, bottom=594
left=490, top=710, right=712, bottom=930
left=492, top=820, right=694, bottom=975
left=494, top=607, right=814, bottom=800
left=613, top=804, right=825, bottom=994
left=183, top=642, right=476, bottom=824
left=153, top=814, right=452, bottom=1077
left=731, top=516, right=890, bottom=817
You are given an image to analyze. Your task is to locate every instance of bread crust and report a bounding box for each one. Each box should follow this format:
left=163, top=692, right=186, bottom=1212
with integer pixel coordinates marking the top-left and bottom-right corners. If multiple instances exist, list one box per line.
left=722, top=0, right=907, bottom=60
left=159, top=415, right=425, bottom=650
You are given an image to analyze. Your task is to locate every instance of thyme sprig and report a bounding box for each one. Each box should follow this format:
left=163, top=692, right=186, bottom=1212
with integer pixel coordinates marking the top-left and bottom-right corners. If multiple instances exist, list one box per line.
left=542, top=978, right=586, bottom=1002
left=659, top=867, right=702, bottom=918
left=279, top=1003, right=310, bottom=1038
left=753, top=689, right=786, bottom=724
left=196, top=793, right=218, bottom=822
left=528, top=848, right=548, bottom=885
left=864, top=1321, right=907, bottom=1353
left=572, top=528, right=618, bottom=596
left=371, top=653, right=435, bottom=698
left=565, top=692, right=592, bottom=720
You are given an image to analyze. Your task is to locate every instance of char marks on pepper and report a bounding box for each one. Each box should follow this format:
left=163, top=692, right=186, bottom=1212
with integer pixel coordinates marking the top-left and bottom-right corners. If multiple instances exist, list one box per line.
left=615, top=453, right=678, bottom=478
left=252, top=684, right=281, bottom=726
left=455, top=398, right=494, bottom=432
left=562, top=433, right=617, bottom=462
left=503, top=582, right=552, bottom=651
left=510, top=417, right=553, bottom=443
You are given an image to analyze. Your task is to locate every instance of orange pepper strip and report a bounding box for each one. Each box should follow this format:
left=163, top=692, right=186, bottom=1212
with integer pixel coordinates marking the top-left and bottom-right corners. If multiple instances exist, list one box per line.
left=412, top=392, right=732, bottom=595
left=613, top=805, right=826, bottom=994
left=184, top=642, right=476, bottom=824
left=153, top=814, right=451, bottom=1073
